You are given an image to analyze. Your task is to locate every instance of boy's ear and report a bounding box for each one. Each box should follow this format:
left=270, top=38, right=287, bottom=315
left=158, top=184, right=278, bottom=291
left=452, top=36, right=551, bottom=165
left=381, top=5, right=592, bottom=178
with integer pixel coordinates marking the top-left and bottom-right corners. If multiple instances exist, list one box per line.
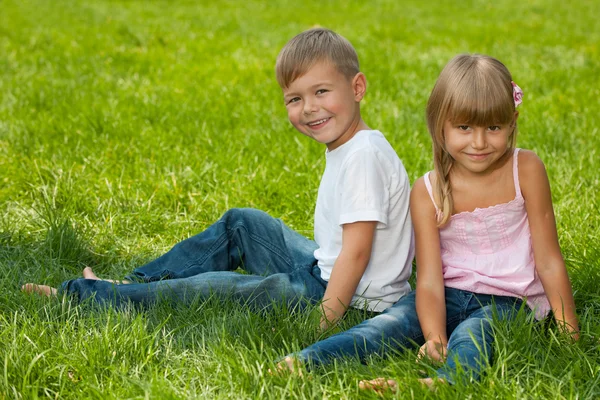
left=352, top=72, right=367, bottom=102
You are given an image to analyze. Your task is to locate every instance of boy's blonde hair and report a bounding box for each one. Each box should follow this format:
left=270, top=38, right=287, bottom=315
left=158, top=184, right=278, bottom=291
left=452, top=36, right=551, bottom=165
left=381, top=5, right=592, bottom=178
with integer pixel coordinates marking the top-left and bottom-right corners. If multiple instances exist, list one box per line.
left=426, top=54, right=518, bottom=226
left=276, top=28, right=359, bottom=88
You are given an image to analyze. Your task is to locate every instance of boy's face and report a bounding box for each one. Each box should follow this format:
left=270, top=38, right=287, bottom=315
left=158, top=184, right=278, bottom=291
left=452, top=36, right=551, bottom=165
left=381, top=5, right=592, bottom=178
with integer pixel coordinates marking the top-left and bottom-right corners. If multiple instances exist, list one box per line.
left=282, top=61, right=366, bottom=151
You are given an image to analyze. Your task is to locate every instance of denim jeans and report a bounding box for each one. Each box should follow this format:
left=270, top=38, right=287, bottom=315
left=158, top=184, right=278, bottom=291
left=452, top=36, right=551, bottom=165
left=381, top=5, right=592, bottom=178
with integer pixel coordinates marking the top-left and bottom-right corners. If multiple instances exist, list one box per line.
left=291, top=287, right=524, bottom=384
left=60, top=208, right=327, bottom=309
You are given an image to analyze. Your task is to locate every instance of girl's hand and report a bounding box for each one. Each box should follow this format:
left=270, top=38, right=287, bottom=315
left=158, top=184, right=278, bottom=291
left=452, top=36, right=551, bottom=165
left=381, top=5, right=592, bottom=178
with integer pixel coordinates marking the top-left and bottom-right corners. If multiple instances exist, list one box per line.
left=418, top=339, right=447, bottom=363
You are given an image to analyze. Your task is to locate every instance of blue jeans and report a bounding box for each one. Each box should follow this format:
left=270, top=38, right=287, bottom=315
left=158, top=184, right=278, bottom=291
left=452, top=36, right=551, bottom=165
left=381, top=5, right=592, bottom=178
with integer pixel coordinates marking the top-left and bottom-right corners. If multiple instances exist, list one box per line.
left=60, top=208, right=327, bottom=309
left=291, top=287, right=524, bottom=384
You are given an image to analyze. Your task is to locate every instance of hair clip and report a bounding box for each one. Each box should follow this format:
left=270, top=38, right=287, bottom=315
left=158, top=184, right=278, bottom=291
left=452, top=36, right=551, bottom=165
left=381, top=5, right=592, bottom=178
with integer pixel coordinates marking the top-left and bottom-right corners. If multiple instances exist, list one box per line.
left=512, top=81, right=523, bottom=108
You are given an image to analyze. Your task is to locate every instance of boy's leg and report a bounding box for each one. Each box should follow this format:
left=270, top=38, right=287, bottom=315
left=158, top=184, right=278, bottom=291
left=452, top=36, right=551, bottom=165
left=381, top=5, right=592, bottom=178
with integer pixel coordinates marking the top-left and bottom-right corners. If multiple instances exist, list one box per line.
left=286, top=291, right=423, bottom=368
left=126, top=208, right=318, bottom=282
left=55, top=207, right=324, bottom=309
left=435, top=295, right=523, bottom=384
left=60, top=263, right=327, bottom=309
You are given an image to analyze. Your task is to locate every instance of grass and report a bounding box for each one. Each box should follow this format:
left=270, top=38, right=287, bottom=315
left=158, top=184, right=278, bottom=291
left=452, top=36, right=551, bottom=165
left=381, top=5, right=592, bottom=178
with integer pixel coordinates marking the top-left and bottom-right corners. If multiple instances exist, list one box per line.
left=1, top=0, right=599, bottom=398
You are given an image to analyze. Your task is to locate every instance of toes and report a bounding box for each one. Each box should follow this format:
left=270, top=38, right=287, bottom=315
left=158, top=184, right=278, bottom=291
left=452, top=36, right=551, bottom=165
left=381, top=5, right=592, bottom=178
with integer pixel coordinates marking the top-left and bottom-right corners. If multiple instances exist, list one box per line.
left=418, top=377, right=446, bottom=391
left=21, top=284, right=56, bottom=297
left=269, top=357, right=304, bottom=377
left=359, top=377, right=397, bottom=392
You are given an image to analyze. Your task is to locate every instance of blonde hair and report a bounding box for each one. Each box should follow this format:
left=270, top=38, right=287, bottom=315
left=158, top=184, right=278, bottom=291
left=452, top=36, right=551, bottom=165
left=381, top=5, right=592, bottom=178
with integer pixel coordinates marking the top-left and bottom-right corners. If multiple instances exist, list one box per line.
left=275, top=28, right=359, bottom=88
left=426, top=54, right=518, bottom=226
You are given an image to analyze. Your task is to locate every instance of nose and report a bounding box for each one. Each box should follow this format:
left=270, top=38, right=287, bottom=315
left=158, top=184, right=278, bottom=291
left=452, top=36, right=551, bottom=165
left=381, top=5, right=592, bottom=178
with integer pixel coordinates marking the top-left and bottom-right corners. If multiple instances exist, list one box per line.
left=472, top=129, right=487, bottom=150
left=303, top=97, right=319, bottom=115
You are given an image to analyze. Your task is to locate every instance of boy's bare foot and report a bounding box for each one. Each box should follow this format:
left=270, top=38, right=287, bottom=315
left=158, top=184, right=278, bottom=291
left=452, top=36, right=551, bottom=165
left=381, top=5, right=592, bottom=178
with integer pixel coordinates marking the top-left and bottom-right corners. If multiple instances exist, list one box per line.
left=83, top=267, right=131, bottom=284
left=82, top=266, right=100, bottom=280
left=21, top=283, right=57, bottom=297
left=359, top=377, right=398, bottom=393
left=268, top=356, right=303, bottom=377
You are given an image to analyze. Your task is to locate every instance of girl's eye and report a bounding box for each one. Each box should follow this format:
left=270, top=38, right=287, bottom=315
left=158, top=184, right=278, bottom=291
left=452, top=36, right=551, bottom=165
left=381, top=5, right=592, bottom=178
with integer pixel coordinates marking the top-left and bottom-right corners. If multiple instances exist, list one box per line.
left=457, top=125, right=470, bottom=131
left=316, top=89, right=328, bottom=95
left=488, top=125, right=501, bottom=131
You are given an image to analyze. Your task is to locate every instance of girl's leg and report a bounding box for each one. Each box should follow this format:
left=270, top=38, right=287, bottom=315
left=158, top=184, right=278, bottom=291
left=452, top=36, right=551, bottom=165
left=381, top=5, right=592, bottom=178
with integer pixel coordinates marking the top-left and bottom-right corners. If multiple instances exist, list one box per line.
left=436, top=306, right=494, bottom=384
left=434, top=295, right=523, bottom=384
left=285, top=291, right=422, bottom=368
left=357, top=288, right=465, bottom=392
left=126, top=208, right=318, bottom=282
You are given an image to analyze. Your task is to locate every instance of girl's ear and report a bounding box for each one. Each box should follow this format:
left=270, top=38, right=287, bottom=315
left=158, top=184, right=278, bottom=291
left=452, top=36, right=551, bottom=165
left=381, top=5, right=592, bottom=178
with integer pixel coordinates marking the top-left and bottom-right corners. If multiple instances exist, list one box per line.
left=352, top=72, right=367, bottom=102
left=512, top=111, right=519, bottom=127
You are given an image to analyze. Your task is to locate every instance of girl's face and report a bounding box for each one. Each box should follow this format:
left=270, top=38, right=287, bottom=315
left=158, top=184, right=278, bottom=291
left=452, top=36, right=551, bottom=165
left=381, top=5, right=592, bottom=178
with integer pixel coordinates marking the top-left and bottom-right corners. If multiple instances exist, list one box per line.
left=443, top=116, right=516, bottom=175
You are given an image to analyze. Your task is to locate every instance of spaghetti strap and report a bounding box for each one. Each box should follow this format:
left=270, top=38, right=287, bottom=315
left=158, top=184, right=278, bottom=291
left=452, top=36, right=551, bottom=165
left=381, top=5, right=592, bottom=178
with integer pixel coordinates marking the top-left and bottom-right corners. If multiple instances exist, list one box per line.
left=512, top=148, right=523, bottom=199
left=423, top=171, right=440, bottom=212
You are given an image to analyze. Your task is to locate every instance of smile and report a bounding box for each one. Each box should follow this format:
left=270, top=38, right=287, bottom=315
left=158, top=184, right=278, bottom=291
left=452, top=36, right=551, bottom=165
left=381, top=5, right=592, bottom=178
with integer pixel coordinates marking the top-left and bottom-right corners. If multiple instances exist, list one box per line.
left=307, top=117, right=331, bottom=127
left=466, top=153, right=491, bottom=160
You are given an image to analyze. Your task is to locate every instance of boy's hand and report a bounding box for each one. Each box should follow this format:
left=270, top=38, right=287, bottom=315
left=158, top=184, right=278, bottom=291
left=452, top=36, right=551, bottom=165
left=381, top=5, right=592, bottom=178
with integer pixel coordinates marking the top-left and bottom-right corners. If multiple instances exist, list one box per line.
left=417, top=339, right=447, bottom=363
left=319, top=221, right=377, bottom=329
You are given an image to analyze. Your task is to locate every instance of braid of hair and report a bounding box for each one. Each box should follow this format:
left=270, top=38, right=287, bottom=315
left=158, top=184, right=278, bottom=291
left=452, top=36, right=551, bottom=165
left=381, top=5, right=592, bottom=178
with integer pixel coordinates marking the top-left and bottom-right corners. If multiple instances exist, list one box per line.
left=433, top=147, right=454, bottom=226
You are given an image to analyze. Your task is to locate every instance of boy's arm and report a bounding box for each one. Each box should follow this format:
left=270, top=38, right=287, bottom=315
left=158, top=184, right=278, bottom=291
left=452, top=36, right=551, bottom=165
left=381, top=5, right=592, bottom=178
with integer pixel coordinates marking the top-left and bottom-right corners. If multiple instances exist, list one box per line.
left=411, top=177, right=448, bottom=357
left=320, top=220, right=377, bottom=330
left=520, top=150, right=579, bottom=338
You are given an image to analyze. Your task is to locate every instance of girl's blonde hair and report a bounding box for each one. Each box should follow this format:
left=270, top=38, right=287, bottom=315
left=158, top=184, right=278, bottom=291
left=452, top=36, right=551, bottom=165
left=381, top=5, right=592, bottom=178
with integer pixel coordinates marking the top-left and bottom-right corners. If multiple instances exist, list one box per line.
left=426, top=54, right=518, bottom=226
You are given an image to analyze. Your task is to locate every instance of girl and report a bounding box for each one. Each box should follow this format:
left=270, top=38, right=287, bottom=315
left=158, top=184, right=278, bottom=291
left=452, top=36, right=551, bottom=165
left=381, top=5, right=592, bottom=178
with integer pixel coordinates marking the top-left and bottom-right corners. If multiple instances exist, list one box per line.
left=278, top=54, right=578, bottom=389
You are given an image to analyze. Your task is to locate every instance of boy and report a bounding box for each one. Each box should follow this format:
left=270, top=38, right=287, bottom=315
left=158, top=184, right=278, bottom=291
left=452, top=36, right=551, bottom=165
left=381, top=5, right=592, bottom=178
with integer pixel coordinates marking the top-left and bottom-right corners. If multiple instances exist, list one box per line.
left=23, top=28, right=414, bottom=330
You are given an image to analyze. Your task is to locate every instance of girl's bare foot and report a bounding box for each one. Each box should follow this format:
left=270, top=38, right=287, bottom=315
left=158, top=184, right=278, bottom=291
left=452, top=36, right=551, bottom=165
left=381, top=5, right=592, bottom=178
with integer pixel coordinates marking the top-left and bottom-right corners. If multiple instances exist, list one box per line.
left=359, top=377, right=446, bottom=393
left=417, top=377, right=446, bottom=391
left=359, top=377, right=398, bottom=393
left=21, top=283, right=57, bottom=297
left=83, top=267, right=131, bottom=284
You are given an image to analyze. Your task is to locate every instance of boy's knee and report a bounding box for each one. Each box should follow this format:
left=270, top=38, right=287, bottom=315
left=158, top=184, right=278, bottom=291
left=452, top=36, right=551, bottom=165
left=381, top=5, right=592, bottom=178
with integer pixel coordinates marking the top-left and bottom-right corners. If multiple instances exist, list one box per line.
left=223, top=208, right=274, bottom=231
left=222, top=208, right=255, bottom=225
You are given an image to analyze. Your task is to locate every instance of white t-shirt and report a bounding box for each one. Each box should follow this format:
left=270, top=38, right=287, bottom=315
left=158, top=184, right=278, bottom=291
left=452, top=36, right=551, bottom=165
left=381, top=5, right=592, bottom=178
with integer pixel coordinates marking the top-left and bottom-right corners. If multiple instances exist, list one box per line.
left=314, top=130, right=414, bottom=312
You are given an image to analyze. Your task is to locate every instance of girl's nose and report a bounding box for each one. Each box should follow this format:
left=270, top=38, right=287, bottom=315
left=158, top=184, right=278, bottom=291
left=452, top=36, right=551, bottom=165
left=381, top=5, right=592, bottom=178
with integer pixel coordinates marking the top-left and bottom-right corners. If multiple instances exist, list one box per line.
left=472, top=130, right=487, bottom=149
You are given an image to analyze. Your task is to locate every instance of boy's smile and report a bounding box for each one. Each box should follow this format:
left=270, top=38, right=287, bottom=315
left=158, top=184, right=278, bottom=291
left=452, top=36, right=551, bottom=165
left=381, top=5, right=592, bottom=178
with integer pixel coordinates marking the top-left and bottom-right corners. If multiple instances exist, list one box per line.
left=283, top=61, right=368, bottom=151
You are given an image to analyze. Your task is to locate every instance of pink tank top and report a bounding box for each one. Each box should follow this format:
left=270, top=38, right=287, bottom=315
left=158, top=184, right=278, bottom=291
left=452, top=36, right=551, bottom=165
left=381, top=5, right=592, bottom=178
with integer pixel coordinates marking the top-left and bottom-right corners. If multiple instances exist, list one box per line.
left=424, top=148, right=550, bottom=319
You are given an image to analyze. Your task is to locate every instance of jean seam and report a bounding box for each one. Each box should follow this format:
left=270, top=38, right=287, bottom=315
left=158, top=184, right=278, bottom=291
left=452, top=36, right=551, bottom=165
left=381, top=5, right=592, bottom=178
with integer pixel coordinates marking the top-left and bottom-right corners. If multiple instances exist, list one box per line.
left=182, top=221, right=229, bottom=271
left=461, top=291, right=474, bottom=320
left=243, top=224, right=296, bottom=271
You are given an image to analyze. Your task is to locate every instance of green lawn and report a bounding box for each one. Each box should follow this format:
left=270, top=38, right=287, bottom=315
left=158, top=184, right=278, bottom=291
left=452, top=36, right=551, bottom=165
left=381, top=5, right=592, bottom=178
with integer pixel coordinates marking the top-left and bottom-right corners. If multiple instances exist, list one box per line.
left=1, top=0, right=599, bottom=398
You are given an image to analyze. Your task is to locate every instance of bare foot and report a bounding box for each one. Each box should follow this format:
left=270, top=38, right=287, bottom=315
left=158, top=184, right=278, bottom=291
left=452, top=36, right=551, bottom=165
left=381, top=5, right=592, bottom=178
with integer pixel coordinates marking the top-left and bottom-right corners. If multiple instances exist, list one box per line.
left=83, top=267, right=130, bottom=284
left=268, top=356, right=303, bottom=377
left=418, top=377, right=447, bottom=391
left=82, top=266, right=100, bottom=280
left=359, top=377, right=398, bottom=393
left=21, top=283, right=57, bottom=297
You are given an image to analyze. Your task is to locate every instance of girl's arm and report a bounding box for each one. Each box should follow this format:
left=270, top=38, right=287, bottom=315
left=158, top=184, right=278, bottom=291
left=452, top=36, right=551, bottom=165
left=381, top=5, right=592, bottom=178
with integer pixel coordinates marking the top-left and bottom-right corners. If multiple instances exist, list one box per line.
left=520, top=150, right=579, bottom=337
left=320, top=221, right=377, bottom=330
left=411, top=177, right=448, bottom=356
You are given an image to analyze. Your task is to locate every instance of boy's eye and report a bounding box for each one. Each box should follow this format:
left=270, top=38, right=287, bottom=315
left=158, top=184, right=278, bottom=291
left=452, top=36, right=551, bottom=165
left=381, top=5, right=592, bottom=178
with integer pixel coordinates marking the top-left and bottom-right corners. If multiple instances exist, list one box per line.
left=286, top=97, right=301, bottom=105
left=316, top=89, right=328, bottom=95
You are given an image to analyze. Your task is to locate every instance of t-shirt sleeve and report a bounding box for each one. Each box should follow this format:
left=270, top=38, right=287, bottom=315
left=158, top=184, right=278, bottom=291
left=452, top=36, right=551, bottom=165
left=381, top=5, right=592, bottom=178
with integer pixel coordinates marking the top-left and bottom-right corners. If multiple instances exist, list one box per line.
left=337, top=148, right=390, bottom=227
